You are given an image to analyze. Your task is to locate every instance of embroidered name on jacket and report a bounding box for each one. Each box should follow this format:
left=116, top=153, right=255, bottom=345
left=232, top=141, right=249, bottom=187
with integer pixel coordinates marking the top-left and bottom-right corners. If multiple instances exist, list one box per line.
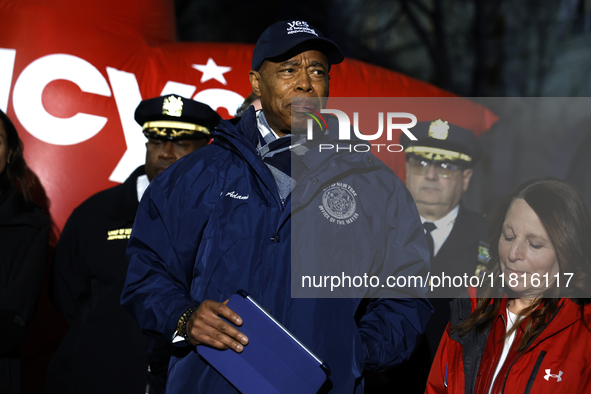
left=319, top=183, right=359, bottom=225
left=226, top=191, right=249, bottom=200
left=107, top=228, right=132, bottom=240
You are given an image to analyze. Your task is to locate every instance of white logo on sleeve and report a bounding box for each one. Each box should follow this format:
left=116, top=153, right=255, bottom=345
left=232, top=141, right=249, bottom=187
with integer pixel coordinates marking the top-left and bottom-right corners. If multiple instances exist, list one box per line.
left=544, top=369, right=563, bottom=382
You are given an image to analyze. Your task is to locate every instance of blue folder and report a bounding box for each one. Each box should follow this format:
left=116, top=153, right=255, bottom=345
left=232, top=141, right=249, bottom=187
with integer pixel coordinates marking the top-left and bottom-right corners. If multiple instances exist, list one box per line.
left=197, top=290, right=330, bottom=394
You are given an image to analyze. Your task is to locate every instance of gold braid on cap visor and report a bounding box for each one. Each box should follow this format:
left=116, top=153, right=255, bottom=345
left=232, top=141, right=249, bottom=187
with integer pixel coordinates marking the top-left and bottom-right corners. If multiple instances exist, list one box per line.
left=405, top=146, right=472, bottom=162
left=142, top=120, right=211, bottom=137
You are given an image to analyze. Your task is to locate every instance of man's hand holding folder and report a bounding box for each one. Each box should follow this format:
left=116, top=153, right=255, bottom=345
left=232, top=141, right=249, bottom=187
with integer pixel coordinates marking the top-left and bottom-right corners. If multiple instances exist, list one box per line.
left=186, top=299, right=249, bottom=353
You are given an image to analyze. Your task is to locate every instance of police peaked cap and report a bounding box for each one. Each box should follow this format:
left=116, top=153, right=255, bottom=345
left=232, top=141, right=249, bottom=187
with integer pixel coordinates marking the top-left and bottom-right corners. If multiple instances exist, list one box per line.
left=135, top=94, right=221, bottom=141
left=400, top=119, right=483, bottom=167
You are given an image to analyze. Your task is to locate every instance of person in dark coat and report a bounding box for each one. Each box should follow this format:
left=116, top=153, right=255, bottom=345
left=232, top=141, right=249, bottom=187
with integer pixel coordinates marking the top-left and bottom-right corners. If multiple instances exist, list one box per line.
left=366, top=119, right=489, bottom=393
left=120, top=20, right=433, bottom=394
left=0, top=109, right=50, bottom=394
left=43, top=95, right=221, bottom=394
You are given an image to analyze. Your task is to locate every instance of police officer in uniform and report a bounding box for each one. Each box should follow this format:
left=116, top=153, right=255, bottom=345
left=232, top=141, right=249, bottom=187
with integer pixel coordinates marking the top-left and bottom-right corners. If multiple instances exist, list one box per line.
left=44, top=95, right=221, bottom=394
left=366, top=119, right=488, bottom=393
left=403, top=119, right=488, bottom=291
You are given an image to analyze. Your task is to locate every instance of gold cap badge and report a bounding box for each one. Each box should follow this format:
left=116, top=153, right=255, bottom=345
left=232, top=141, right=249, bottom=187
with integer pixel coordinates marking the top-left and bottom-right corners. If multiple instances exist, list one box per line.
left=162, top=96, right=184, bottom=117
left=428, top=119, right=449, bottom=140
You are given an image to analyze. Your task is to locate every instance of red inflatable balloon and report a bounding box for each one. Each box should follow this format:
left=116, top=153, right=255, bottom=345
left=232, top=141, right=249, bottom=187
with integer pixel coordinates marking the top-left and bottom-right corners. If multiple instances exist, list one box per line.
left=0, top=2, right=498, bottom=392
left=0, top=0, right=496, bottom=230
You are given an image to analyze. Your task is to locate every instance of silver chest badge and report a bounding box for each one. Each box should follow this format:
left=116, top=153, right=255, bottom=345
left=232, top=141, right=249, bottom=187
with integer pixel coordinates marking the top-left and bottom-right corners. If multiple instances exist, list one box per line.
left=319, top=183, right=359, bottom=225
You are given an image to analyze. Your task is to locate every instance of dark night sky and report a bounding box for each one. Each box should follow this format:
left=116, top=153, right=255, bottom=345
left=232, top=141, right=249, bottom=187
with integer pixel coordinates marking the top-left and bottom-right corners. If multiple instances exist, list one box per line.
left=174, top=0, right=591, bottom=97
left=173, top=0, right=591, bottom=209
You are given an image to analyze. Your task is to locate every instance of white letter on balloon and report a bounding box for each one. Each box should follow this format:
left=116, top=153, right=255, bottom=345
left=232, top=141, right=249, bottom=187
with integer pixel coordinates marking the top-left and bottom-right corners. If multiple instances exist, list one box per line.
left=13, top=54, right=111, bottom=145
left=106, top=67, right=145, bottom=183
left=193, top=89, right=245, bottom=117
left=0, top=48, right=16, bottom=113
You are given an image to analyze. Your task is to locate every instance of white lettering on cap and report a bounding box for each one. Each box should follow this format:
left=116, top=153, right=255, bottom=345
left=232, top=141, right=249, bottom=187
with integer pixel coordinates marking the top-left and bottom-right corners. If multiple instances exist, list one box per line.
left=286, top=21, right=318, bottom=36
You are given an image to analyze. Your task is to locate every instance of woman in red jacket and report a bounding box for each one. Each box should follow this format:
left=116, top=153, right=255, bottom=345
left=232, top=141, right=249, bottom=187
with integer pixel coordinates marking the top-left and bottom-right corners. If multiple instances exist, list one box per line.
left=425, top=177, right=591, bottom=394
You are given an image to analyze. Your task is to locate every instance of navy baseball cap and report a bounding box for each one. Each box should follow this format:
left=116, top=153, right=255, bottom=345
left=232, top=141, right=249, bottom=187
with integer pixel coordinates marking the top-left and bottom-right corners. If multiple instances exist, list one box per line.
left=400, top=119, right=483, bottom=167
left=252, top=20, right=344, bottom=71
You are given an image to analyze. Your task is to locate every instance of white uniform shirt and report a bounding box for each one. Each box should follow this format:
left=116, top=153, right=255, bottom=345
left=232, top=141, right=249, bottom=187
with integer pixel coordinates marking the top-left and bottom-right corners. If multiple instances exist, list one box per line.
left=136, top=174, right=150, bottom=203
left=420, top=204, right=459, bottom=257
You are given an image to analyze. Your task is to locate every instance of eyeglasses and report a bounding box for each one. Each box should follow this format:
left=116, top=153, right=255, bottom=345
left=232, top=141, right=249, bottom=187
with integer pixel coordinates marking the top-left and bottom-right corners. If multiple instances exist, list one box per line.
left=407, top=157, right=464, bottom=179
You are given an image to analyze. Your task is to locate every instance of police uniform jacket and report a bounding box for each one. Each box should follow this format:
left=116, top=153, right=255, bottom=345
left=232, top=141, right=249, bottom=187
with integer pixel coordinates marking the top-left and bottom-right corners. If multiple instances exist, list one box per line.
left=426, top=204, right=487, bottom=357
left=45, top=166, right=149, bottom=394
left=0, top=185, right=49, bottom=394
left=431, top=204, right=487, bottom=285
left=380, top=204, right=487, bottom=394
left=121, top=106, right=433, bottom=394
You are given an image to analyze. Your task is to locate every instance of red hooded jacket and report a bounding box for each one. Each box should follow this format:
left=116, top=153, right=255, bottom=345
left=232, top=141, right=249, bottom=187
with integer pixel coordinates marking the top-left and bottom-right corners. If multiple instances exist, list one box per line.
left=425, top=290, right=591, bottom=394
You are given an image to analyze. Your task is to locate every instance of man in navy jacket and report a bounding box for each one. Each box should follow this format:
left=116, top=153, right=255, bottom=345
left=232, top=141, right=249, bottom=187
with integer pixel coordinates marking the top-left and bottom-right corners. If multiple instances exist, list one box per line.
left=121, top=20, right=432, bottom=393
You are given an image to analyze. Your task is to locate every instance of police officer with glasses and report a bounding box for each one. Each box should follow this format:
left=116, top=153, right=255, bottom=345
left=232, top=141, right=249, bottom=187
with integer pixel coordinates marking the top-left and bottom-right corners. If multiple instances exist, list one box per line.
left=370, top=119, right=488, bottom=394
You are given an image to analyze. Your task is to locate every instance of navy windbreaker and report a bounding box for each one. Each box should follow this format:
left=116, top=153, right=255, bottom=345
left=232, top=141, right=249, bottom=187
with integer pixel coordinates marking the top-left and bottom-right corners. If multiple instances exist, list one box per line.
left=121, top=107, right=432, bottom=393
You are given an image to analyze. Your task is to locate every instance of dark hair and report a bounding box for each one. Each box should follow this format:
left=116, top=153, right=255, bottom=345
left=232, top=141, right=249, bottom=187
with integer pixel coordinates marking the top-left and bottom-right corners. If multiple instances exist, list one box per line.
left=0, top=109, right=36, bottom=201
left=235, top=92, right=260, bottom=117
left=454, top=177, right=591, bottom=350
